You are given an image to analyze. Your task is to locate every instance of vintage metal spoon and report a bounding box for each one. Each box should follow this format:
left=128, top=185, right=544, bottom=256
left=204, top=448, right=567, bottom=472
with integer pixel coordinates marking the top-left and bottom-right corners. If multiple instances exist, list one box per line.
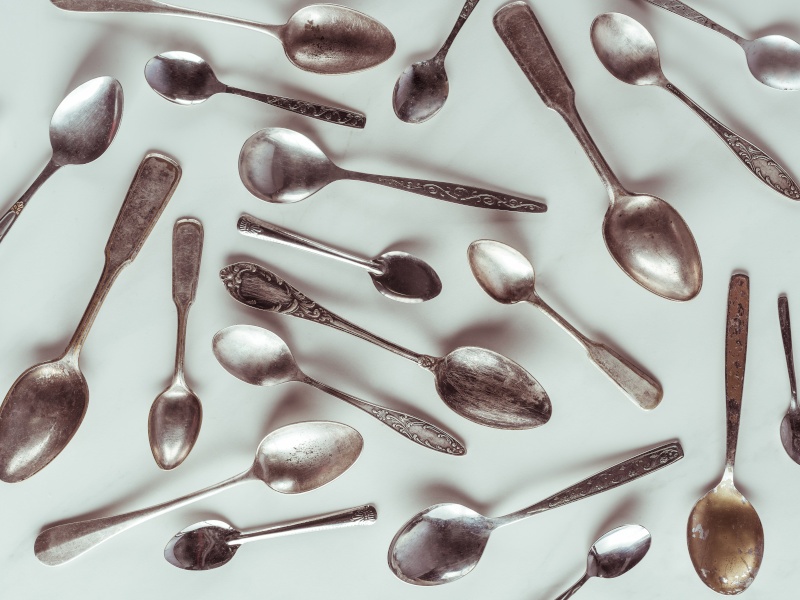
left=165, top=504, right=377, bottom=570
left=778, top=295, right=800, bottom=464
left=35, top=421, right=362, bottom=566
left=239, top=127, right=546, bottom=213
left=0, top=153, right=181, bottom=484
left=468, top=240, right=662, bottom=410
left=591, top=13, right=799, bottom=200
left=393, top=0, right=480, bottom=123
left=687, top=274, right=764, bottom=594
left=0, top=76, right=123, bottom=245
left=494, top=2, right=702, bottom=301
left=51, top=1, right=395, bottom=75
left=145, top=52, right=366, bottom=129
left=220, top=262, right=551, bottom=430
left=639, top=0, right=800, bottom=90
left=388, top=441, right=682, bottom=586
left=238, top=214, right=441, bottom=303
left=148, top=219, right=204, bottom=471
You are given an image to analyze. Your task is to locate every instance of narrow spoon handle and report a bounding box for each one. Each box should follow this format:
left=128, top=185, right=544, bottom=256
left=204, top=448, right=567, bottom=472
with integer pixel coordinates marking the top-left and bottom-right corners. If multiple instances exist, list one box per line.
left=0, top=159, right=60, bottom=245
left=779, top=295, right=798, bottom=409
left=553, top=573, right=590, bottom=600
left=724, top=274, right=749, bottom=478
left=639, top=0, right=743, bottom=43
left=172, top=218, right=203, bottom=381
left=226, top=87, right=366, bottom=129
left=436, top=0, right=481, bottom=60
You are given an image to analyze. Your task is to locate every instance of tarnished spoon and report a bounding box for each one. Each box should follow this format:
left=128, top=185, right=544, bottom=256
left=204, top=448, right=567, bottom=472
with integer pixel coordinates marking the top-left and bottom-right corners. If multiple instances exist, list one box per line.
left=778, top=295, right=800, bottom=464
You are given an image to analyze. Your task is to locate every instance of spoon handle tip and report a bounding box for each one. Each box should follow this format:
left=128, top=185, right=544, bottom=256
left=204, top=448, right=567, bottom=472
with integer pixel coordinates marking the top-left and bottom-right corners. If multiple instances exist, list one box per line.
left=585, top=341, right=663, bottom=410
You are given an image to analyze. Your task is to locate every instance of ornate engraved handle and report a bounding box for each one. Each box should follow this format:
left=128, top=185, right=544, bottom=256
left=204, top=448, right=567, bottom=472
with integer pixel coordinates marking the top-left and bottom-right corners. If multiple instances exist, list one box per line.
left=724, top=274, right=749, bottom=476
left=640, top=0, right=742, bottom=43
left=227, top=87, right=366, bottom=129
left=234, top=505, right=377, bottom=545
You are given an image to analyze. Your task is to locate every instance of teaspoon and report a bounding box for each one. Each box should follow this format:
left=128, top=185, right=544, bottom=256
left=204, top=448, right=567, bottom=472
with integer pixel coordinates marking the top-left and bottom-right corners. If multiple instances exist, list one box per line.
left=777, top=295, right=800, bottom=464
left=494, top=2, right=702, bottom=301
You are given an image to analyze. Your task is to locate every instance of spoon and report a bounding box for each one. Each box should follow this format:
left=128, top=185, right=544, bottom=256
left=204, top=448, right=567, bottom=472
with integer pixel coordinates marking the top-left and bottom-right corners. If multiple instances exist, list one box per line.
left=687, top=274, right=764, bottom=594
left=778, top=295, right=800, bottom=464
left=165, top=504, right=377, bottom=570
left=591, top=13, right=799, bottom=200
left=639, top=0, right=800, bottom=90
left=238, top=214, right=441, bottom=303
left=467, top=240, right=662, bottom=410
left=220, top=262, right=551, bottom=430
left=388, top=441, right=682, bottom=586
left=239, top=127, right=546, bottom=213
left=0, top=153, right=181, bottom=484
left=393, top=0, right=480, bottom=123
left=145, top=52, right=366, bottom=129
left=148, top=218, right=204, bottom=470
left=0, top=76, right=122, bottom=245
left=494, top=2, right=702, bottom=301
left=51, top=1, right=395, bottom=75
left=34, top=420, right=362, bottom=566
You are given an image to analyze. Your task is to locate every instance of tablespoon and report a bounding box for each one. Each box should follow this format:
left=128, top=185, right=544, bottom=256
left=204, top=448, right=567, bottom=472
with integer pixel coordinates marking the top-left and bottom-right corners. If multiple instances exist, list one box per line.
left=467, top=240, right=661, bottom=410
left=220, top=262, right=551, bottom=430
left=51, top=1, right=395, bottom=75
left=145, top=52, right=366, bottom=129
left=238, top=214, right=441, bottom=303
left=639, top=0, right=800, bottom=90
left=0, top=76, right=122, bottom=245
left=591, top=13, right=799, bottom=200
left=0, top=153, right=181, bottom=484
left=388, top=441, right=682, bottom=586
left=239, top=127, right=546, bottom=212
left=777, top=295, right=800, bottom=464
left=393, top=0, right=481, bottom=123
left=34, top=420, right=362, bottom=566
left=494, top=2, right=702, bottom=301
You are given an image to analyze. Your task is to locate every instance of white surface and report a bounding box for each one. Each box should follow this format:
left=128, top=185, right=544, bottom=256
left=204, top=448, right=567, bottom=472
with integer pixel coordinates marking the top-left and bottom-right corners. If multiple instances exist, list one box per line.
left=1, top=0, right=799, bottom=598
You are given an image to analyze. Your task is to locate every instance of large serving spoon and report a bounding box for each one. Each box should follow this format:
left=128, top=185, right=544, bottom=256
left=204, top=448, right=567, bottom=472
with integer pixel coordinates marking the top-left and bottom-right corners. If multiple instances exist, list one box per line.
left=34, top=420, right=363, bottom=566
left=0, top=76, right=122, bottom=245
left=591, top=13, right=799, bottom=200
left=778, top=295, right=800, bottom=464
left=239, top=127, right=546, bottom=213
left=468, top=240, right=662, bottom=410
left=0, top=153, right=181, bottom=484
left=51, top=1, right=395, bottom=75
left=388, top=441, right=682, bottom=586
left=639, top=0, right=800, bottom=90
left=220, top=262, right=551, bottom=430
left=494, top=2, right=702, bottom=301
left=238, top=214, right=441, bottom=303
left=145, top=52, right=366, bottom=129
left=393, top=0, right=480, bottom=123
left=687, top=274, right=764, bottom=594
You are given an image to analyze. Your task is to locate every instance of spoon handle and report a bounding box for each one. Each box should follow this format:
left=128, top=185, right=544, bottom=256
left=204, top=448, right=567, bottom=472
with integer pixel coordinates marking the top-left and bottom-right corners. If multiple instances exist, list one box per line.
left=226, top=87, right=366, bottom=129
left=172, top=218, right=203, bottom=381
left=724, top=274, right=749, bottom=478
left=436, top=0, right=481, bottom=60
left=0, top=159, right=60, bottom=245
left=779, top=295, right=798, bottom=409
left=639, top=1, right=743, bottom=43
left=553, top=573, right=590, bottom=600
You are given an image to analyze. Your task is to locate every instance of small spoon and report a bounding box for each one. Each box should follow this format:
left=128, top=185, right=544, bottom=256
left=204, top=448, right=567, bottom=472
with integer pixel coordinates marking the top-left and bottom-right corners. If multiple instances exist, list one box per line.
left=468, top=240, right=662, bottom=410
left=777, top=295, right=800, bottom=464
left=148, top=218, right=204, bottom=470
left=165, top=504, right=377, bottom=571
left=640, top=0, right=800, bottom=90
left=51, top=1, right=396, bottom=75
left=220, top=262, right=551, bottom=430
left=494, top=3, right=702, bottom=301
left=238, top=214, right=441, bottom=303
left=687, top=274, right=764, bottom=594
left=145, top=52, right=366, bottom=129
left=0, top=153, right=181, bottom=484
left=591, top=13, right=799, bottom=200
left=239, top=127, right=546, bottom=213
left=388, top=441, right=682, bottom=586
left=0, top=76, right=123, bottom=244
left=34, top=420, right=363, bottom=566
left=393, top=0, right=480, bottom=123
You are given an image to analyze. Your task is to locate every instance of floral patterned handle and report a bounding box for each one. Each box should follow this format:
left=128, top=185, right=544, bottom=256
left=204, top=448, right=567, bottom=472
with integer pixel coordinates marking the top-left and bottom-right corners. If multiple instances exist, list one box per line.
left=227, top=87, right=366, bottom=129
left=640, top=0, right=742, bottom=42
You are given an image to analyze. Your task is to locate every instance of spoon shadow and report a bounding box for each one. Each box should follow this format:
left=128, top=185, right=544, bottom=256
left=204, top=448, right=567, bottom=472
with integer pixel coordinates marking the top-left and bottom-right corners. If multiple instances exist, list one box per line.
left=482, top=220, right=535, bottom=258
left=749, top=22, right=800, bottom=41
left=31, top=333, right=75, bottom=364
left=376, top=235, right=436, bottom=258
left=590, top=494, right=643, bottom=540
left=413, top=482, right=493, bottom=515
left=262, top=386, right=324, bottom=433
left=438, top=320, right=527, bottom=357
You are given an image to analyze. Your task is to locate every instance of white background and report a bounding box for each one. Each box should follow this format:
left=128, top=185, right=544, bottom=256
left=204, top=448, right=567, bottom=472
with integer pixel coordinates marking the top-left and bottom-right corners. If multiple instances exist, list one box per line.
left=2, top=0, right=800, bottom=598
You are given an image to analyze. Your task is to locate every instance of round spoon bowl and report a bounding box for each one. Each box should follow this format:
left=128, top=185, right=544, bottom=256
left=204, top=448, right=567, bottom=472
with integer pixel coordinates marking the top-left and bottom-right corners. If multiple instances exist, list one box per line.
left=393, top=60, right=449, bottom=124
left=590, top=13, right=666, bottom=86
left=213, top=325, right=300, bottom=386
left=371, top=251, right=442, bottom=302
left=144, top=51, right=224, bottom=105
left=165, top=520, right=238, bottom=570
left=744, top=36, right=800, bottom=91
left=467, top=239, right=535, bottom=304
left=148, top=382, right=202, bottom=470
left=780, top=411, right=800, bottom=464
left=589, top=524, right=651, bottom=578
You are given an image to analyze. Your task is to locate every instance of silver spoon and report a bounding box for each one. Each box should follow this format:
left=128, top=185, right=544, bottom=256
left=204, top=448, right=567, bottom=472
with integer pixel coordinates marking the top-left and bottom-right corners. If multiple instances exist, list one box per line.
left=0, top=76, right=122, bottom=245
left=148, top=218, right=204, bottom=471
left=34, top=420, right=362, bottom=566
left=467, top=240, right=662, bottom=410
left=165, top=504, right=377, bottom=571
left=0, top=153, right=181, bottom=484
left=220, top=262, right=551, bottom=430
left=239, top=127, right=546, bottom=213
left=145, top=51, right=366, bottom=129
left=640, top=0, right=800, bottom=90
left=393, top=0, right=480, bottom=123
left=213, top=325, right=466, bottom=455
left=778, top=295, right=800, bottom=464
left=238, top=214, right=441, bottom=303
left=388, top=441, right=682, bottom=586
left=494, top=3, right=702, bottom=301
left=591, top=13, right=799, bottom=200
left=51, top=0, right=395, bottom=75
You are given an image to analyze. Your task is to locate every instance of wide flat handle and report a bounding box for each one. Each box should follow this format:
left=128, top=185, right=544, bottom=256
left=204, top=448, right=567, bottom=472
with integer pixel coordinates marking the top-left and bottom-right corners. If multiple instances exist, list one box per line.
left=724, top=274, right=749, bottom=474
left=227, top=87, right=366, bottom=129
left=52, top=0, right=173, bottom=13
left=172, top=218, right=203, bottom=309
left=585, top=342, right=662, bottom=410
left=235, top=505, right=377, bottom=545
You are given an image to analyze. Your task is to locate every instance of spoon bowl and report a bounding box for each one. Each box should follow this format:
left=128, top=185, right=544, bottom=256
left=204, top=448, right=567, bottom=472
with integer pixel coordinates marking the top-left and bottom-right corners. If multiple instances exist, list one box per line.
left=371, top=251, right=442, bottom=302
left=588, top=524, right=651, bottom=579
left=780, top=410, right=800, bottom=464
left=393, top=60, right=449, bottom=124
left=467, top=240, right=535, bottom=304
left=148, top=383, right=202, bottom=470
left=743, top=36, right=800, bottom=90
left=144, top=51, right=223, bottom=104
left=165, top=520, right=237, bottom=570
left=590, top=15, right=664, bottom=86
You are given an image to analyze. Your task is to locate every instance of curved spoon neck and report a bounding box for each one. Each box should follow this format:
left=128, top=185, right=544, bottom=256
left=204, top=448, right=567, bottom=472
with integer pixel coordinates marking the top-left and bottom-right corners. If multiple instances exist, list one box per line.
left=65, top=266, right=120, bottom=356
left=437, top=0, right=479, bottom=58
left=528, top=294, right=587, bottom=347
left=554, top=572, right=591, bottom=600
left=23, top=159, right=61, bottom=204
left=173, top=304, right=190, bottom=380
left=722, top=464, right=735, bottom=484
left=160, top=3, right=278, bottom=37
